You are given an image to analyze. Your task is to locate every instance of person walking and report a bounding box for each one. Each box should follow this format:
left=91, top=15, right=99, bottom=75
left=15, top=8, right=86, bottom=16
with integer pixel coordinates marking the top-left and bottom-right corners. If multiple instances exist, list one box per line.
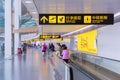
left=41, top=43, right=47, bottom=57
left=22, top=43, right=27, bottom=54
left=61, top=45, right=69, bottom=63
left=50, top=43, right=55, bottom=52
left=55, top=43, right=61, bottom=57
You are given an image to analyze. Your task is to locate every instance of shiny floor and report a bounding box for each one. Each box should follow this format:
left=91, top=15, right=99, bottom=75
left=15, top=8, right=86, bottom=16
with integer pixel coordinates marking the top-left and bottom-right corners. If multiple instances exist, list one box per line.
left=0, top=48, right=53, bottom=80
left=0, top=53, right=4, bottom=61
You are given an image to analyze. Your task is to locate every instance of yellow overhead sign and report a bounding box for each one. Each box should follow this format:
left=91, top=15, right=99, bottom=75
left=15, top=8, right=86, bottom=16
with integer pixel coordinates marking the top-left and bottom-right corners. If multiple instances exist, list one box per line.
left=58, top=16, right=65, bottom=23
left=49, top=16, right=56, bottom=23
left=84, top=16, right=91, bottom=23
left=40, top=35, right=61, bottom=39
left=40, top=16, right=48, bottom=23
left=77, top=30, right=98, bottom=54
left=39, top=14, right=113, bottom=25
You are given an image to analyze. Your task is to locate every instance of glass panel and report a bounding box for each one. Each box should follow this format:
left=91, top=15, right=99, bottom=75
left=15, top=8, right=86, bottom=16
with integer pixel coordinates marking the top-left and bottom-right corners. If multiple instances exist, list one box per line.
left=20, top=14, right=37, bottom=28
left=0, top=0, right=4, bottom=60
left=0, top=0, right=4, bottom=27
left=70, top=51, right=120, bottom=79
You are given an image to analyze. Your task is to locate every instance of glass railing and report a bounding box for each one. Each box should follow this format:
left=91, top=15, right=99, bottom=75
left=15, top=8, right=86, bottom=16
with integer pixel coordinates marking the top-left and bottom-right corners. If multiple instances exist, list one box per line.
left=50, top=53, right=67, bottom=80
left=0, top=41, right=4, bottom=61
left=51, top=53, right=100, bottom=80
left=0, top=0, right=4, bottom=28
left=0, top=0, right=4, bottom=61
left=0, top=18, right=4, bottom=27
left=70, top=51, right=120, bottom=80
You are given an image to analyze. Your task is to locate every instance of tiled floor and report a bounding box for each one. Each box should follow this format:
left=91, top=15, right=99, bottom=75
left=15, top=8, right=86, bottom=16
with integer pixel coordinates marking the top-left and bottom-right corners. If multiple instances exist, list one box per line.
left=0, top=48, right=53, bottom=80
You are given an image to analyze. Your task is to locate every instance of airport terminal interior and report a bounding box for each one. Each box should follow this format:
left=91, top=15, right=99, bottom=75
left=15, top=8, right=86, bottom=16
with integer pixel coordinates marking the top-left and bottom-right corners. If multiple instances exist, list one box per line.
left=0, top=0, right=120, bottom=80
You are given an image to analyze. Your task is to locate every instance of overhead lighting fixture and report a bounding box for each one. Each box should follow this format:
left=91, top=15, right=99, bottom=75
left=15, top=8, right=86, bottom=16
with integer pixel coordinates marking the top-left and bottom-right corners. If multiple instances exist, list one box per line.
left=25, top=1, right=32, bottom=4
left=61, top=25, right=93, bottom=37
left=114, top=12, right=120, bottom=18
left=62, top=12, right=120, bottom=37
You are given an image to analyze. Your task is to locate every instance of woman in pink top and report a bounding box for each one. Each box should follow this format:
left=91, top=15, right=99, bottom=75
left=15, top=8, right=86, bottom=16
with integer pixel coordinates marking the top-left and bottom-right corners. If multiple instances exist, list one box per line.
left=62, top=45, right=69, bottom=63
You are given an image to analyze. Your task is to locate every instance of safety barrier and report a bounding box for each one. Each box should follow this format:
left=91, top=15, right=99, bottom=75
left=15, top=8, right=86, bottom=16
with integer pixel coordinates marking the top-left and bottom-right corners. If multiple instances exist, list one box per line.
left=51, top=52, right=100, bottom=80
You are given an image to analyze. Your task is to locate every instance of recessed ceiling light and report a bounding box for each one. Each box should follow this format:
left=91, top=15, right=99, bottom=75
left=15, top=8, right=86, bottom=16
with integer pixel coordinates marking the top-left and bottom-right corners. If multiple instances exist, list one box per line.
left=25, top=1, right=32, bottom=4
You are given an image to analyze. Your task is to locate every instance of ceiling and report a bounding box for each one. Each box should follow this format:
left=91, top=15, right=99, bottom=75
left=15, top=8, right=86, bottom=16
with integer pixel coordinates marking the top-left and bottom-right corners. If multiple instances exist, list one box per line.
left=34, top=0, right=120, bottom=14
left=20, top=0, right=120, bottom=35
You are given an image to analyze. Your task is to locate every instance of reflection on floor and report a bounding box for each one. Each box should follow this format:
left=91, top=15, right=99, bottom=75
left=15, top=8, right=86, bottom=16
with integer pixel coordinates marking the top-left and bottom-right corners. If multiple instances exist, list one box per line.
left=0, top=53, right=4, bottom=61
left=0, top=48, right=53, bottom=80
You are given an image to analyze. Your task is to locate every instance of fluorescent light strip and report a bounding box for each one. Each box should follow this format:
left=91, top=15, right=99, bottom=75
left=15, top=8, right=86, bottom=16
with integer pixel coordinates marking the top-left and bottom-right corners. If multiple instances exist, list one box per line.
left=61, top=25, right=93, bottom=37
left=61, top=12, right=120, bottom=37
left=114, top=12, right=120, bottom=17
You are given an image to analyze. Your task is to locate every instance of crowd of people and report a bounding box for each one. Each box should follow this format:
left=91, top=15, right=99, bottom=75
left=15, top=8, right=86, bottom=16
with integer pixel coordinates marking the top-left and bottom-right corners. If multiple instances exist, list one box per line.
left=41, top=42, right=70, bottom=63
left=19, top=42, right=70, bottom=63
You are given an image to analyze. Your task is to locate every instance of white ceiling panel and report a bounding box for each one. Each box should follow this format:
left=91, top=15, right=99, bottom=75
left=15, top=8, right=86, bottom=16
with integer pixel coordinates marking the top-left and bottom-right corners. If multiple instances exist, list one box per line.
left=22, top=0, right=120, bottom=35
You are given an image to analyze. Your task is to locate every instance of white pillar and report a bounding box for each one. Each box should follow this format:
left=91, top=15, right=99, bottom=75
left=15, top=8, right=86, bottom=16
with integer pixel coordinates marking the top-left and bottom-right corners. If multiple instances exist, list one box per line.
left=14, top=0, right=21, bottom=54
left=5, top=0, right=12, bottom=59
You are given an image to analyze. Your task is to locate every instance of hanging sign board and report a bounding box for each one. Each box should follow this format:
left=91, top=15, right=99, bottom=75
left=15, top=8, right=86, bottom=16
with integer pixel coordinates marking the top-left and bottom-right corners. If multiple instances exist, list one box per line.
left=39, top=14, right=114, bottom=25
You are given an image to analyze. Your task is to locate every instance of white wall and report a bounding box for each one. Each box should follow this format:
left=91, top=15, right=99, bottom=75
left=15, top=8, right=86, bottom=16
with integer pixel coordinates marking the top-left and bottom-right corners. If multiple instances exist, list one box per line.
left=21, top=33, right=37, bottom=41
left=97, top=22, right=120, bottom=61
left=70, top=36, right=78, bottom=51
left=62, top=38, right=70, bottom=49
left=68, top=22, right=120, bottom=74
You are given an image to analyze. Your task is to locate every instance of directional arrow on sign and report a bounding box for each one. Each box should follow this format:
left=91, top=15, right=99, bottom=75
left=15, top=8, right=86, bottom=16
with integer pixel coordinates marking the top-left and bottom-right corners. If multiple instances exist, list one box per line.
left=40, top=16, right=48, bottom=23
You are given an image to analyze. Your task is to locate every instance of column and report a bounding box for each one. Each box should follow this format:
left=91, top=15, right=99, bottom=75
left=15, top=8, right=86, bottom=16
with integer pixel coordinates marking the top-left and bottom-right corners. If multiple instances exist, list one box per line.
left=14, top=0, right=21, bottom=54
left=5, top=0, right=12, bottom=59
left=70, top=37, right=74, bottom=50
